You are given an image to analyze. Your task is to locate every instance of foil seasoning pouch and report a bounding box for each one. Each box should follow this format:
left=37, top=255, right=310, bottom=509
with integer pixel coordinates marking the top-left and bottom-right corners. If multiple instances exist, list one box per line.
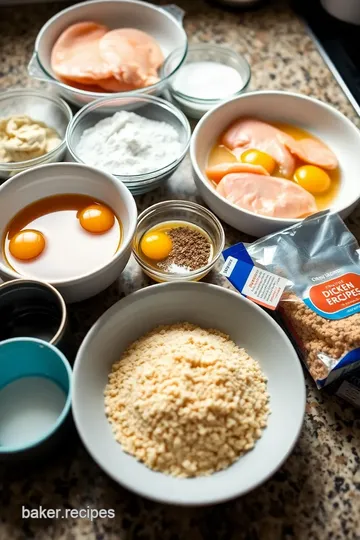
left=221, top=212, right=360, bottom=388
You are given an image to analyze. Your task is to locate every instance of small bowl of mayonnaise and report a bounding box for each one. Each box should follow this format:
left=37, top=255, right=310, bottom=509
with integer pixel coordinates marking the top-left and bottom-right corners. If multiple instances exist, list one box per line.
left=161, top=44, right=251, bottom=119
left=0, top=89, right=73, bottom=181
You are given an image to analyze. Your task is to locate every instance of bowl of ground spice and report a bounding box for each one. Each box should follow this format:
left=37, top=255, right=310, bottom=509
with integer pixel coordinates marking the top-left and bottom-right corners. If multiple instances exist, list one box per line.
left=133, top=200, right=225, bottom=282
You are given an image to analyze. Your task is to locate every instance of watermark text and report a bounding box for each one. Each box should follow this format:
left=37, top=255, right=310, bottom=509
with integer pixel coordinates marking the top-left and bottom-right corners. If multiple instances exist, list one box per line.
left=22, top=506, right=115, bottom=521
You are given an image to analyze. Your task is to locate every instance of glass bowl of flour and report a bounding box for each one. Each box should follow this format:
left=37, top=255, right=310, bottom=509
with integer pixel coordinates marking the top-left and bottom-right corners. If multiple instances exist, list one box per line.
left=66, top=95, right=191, bottom=195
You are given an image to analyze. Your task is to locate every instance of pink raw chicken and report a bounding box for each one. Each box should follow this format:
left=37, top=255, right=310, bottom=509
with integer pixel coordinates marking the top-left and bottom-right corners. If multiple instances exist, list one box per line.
left=110, top=28, right=164, bottom=69
left=284, top=138, right=338, bottom=170
left=51, top=22, right=113, bottom=82
left=222, top=118, right=296, bottom=177
left=99, top=29, right=162, bottom=87
left=216, top=173, right=317, bottom=218
left=205, top=162, right=269, bottom=183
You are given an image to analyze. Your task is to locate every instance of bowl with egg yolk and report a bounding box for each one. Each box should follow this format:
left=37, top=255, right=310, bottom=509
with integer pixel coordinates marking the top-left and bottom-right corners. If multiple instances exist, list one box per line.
left=0, top=163, right=137, bottom=303
left=190, top=90, right=360, bottom=237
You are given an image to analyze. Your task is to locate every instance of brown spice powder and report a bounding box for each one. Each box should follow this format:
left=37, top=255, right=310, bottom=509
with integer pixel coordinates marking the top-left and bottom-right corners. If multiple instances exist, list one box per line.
left=157, top=226, right=211, bottom=272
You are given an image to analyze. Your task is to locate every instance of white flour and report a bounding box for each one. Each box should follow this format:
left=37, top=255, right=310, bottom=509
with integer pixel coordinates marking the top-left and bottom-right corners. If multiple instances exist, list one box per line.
left=76, top=111, right=183, bottom=175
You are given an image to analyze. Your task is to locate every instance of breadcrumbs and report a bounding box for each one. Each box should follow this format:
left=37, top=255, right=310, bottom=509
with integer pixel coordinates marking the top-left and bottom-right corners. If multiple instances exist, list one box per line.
left=104, top=323, right=270, bottom=478
left=280, top=294, right=360, bottom=381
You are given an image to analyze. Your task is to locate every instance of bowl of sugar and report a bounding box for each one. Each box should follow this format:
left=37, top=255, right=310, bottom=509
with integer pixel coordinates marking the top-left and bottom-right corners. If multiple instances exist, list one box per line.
left=161, top=44, right=251, bottom=119
left=0, top=338, right=72, bottom=461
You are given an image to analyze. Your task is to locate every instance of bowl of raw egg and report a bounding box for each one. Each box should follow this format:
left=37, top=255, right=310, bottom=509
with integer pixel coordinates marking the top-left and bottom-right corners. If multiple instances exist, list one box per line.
left=132, top=200, right=225, bottom=282
left=0, top=163, right=137, bottom=303
left=28, top=0, right=188, bottom=108
left=190, top=90, right=360, bottom=237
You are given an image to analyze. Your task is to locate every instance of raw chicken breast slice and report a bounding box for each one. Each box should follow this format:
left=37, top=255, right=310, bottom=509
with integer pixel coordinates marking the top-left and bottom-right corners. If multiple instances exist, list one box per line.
left=51, top=22, right=112, bottom=82
left=97, top=78, right=137, bottom=92
left=109, top=28, right=164, bottom=69
left=222, top=118, right=296, bottom=177
left=60, top=75, right=136, bottom=92
left=59, top=77, right=104, bottom=92
left=216, top=173, right=317, bottom=218
left=283, top=138, right=338, bottom=170
left=99, top=29, right=162, bottom=87
left=205, top=162, right=269, bottom=183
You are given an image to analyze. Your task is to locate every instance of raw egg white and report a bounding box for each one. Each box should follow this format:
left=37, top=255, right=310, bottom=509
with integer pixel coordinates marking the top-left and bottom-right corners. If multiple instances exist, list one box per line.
left=241, top=149, right=276, bottom=174
left=9, top=229, right=45, bottom=261
left=78, top=204, right=115, bottom=234
left=294, top=165, right=331, bottom=194
left=140, top=231, right=172, bottom=261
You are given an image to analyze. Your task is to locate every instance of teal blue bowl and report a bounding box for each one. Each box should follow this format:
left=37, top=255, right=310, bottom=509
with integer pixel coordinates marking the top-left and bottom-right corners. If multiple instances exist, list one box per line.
left=0, top=338, right=72, bottom=459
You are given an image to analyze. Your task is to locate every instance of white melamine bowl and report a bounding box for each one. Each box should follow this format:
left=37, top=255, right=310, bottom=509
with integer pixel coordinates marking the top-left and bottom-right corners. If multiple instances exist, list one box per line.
left=0, top=163, right=137, bottom=303
left=72, top=281, right=306, bottom=506
left=28, top=0, right=187, bottom=108
left=190, top=91, right=360, bottom=237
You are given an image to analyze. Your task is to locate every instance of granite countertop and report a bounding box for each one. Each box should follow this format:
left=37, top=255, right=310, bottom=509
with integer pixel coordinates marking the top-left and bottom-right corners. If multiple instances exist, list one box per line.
left=0, top=1, right=360, bottom=538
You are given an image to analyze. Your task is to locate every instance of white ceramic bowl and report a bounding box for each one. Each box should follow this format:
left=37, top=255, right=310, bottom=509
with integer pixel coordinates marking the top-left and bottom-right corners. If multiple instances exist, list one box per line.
left=0, top=163, right=137, bottom=303
left=28, top=0, right=187, bottom=108
left=190, top=91, right=360, bottom=237
left=72, top=281, right=306, bottom=506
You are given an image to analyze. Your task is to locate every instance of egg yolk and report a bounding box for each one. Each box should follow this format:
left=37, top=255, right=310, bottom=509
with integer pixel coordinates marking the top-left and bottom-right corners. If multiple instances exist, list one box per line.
left=140, top=231, right=172, bottom=261
left=9, top=229, right=45, bottom=261
left=241, top=149, right=276, bottom=174
left=78, top=204, right=115, bottom=233
left=293, top=165, right=331, bottom=194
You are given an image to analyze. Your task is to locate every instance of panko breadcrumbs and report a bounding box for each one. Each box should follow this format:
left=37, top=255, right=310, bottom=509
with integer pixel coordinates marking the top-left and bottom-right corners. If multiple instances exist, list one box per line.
left=104, top=323, right=270, bottom=478
left=280, top=294, right=360, bottom=381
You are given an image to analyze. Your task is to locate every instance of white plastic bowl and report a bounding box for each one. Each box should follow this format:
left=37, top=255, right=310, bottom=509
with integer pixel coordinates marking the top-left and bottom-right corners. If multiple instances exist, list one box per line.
left=0, top=163, right=137, bottom=303
left=28, top=0, right=187, bottom=108
left=190, top=91, right=360, bottom=237
left=72, top=281, right=305, bottom=506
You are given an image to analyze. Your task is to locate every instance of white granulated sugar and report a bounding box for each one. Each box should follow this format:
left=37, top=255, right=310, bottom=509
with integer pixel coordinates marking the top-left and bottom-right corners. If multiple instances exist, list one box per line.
left=172, top=61, right=243, bottom=100
left=76, top=111, right=183, bottom=175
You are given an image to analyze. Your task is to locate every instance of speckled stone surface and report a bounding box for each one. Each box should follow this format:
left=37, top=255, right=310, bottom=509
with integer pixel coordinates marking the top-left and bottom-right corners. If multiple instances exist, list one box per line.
left=1, top=1, right=360, bottom=539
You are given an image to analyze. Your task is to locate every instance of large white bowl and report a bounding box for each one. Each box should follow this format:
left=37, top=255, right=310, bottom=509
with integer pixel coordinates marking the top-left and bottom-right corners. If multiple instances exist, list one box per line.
left=190, top=91, right=360, bottom=237
left=72, top=282, right=306, bottom=506
left=28, top=0, right=187, bottom=108
left=0, top=163, right=137, bottom=303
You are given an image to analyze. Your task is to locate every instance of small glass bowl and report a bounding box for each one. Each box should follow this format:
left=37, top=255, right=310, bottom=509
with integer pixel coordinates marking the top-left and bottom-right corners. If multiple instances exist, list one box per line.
left=66, top=94, right=191, bottom=195
left=161, top=44, right=251, bottom=119
left=133, top=200, right=225, bottom=283
left=0, top=89, right=72, bottom=181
